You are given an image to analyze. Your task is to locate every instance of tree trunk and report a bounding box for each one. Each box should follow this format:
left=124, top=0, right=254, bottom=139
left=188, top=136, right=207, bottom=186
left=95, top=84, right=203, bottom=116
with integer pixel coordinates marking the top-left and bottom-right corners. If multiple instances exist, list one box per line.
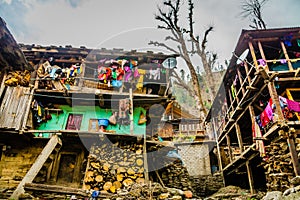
left=199, top=51, right=216, bottom=98
left=180, top=36, right=207, bottom=117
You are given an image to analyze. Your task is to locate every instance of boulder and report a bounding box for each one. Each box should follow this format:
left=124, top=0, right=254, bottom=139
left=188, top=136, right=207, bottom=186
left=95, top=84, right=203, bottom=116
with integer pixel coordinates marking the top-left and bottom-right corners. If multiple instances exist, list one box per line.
left=262, top=191, right=283, bottom=200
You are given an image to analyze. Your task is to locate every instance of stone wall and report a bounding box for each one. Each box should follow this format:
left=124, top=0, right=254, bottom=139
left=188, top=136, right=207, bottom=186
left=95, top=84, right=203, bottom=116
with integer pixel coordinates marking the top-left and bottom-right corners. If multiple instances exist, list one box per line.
left=0, top=139, right=45, bottom=198
left=191, top=173, right=224, bottom=197
left=177, top=143, right=211, bottom=176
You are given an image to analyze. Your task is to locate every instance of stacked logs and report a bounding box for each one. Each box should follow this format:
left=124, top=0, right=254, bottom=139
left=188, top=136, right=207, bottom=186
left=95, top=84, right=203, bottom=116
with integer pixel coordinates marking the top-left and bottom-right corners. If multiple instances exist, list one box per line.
left=159, top=160, right=193, bottom=192
left=83, top=139, right=145, bottom=193
left=262, top=137, right=294, bottom=191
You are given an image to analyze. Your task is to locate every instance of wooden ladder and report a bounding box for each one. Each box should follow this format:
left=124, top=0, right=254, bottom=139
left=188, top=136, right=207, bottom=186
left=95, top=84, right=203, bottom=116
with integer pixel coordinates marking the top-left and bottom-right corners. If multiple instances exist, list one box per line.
left=10, top=134, right=62, bottom=200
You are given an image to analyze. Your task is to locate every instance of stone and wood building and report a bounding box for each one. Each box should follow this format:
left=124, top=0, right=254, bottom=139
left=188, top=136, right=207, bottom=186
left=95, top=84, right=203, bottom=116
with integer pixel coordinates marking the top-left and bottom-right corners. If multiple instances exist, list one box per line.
left=0, top=17, right=219, bottom=199
left=206, top=27, right=300, bottom=193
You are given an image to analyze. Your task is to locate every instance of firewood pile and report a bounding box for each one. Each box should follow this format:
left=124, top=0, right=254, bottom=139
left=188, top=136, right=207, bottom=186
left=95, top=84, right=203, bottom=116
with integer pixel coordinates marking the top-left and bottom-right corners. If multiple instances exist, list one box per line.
left=159, top=159, right=193, bottom=192
left=83, top=139, right=146, bottom=193
left=262, top=137, right=297, bottom=191
left=4, top=70, right=31, bottom=86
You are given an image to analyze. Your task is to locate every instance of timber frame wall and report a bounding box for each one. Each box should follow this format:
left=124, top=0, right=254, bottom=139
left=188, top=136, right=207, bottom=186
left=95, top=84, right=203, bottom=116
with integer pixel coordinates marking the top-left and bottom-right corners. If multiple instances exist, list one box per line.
left=0, top=44, right=182, bottom=198
left=206, top=27, right=300, bottom=193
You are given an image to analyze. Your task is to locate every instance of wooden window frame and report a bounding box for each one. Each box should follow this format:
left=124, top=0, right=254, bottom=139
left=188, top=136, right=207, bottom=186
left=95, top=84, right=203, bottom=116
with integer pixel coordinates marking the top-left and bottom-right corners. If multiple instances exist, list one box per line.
left=64, top=113, right=84, bottom=130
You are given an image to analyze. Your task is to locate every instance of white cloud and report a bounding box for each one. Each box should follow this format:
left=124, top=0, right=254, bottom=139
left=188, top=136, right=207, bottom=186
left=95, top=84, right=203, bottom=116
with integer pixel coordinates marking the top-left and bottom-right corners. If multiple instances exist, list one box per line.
left=4, top=0, right=300, bottom=67
left=1, top=0, right=12, bottom=4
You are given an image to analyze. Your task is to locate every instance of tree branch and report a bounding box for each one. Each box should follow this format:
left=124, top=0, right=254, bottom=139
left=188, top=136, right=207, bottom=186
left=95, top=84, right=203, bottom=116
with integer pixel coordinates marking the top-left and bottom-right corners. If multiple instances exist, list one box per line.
left=171, top=70, right=195, bottom=95
left=148, top=41, right=179, bottom=54
left=201, top=26, right=213, bottom=50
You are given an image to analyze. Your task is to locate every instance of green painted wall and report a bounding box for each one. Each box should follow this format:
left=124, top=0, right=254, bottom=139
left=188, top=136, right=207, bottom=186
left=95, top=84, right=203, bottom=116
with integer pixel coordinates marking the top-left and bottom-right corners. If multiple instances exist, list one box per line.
left=37, top=105, right=146, bottom=135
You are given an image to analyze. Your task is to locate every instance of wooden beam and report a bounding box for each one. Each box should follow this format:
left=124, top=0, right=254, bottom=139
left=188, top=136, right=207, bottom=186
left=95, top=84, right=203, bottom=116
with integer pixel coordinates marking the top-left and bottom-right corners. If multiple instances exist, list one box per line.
left=155, top=171, right=165, bottom=187
left=248, top=41, right=259, bottom=68
left=129, top=88, right=134, bottom=135
left=24, top=183, right=89, bottom=197
left=243, top=62, right=252, bottom=84
left=235, top=124, right=244, bottom=153
left=280, top=41, right=294, bottom=71
left=278, top=77, right=300, bottom=81
left=287, top=138, right=300, bottom=176
left=267, top=81, right=284, bottom=121
left=226, top=135, right=233, bottom=162
left=10, top=135, right=62, bottom=199
left=257, top=41, right=269, bottom=71
left=246, top=161, right=255, bottom=194
left=82, top=154, right=91, bottom=190
left=143, top=135, right=149, bottom=182
left=237, top=68, right=245, bottom=95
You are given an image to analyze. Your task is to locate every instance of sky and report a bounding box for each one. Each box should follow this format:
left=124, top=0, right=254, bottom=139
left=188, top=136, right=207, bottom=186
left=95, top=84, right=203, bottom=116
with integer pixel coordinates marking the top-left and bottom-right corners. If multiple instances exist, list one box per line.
left=0, top=0, right=300, bottom=69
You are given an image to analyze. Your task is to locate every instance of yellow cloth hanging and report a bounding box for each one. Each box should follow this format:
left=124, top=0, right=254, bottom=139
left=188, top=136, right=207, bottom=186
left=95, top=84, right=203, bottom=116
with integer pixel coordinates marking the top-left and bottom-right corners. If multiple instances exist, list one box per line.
left=136, top=69, right=146, bottom=90
left=37, top=105, right=42, bottom=117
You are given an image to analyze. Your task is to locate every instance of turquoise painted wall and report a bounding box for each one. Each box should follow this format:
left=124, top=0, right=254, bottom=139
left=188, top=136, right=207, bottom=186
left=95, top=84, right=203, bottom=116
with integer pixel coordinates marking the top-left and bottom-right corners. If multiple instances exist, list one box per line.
left=37, top=105, right=146, bottom=135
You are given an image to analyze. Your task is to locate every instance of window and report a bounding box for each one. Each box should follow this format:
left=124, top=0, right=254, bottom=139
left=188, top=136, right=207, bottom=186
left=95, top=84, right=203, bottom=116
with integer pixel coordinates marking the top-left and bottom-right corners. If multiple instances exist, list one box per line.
left=88, top=119, right=99, bottom=132
left=65, top=114, right=83, bottom=130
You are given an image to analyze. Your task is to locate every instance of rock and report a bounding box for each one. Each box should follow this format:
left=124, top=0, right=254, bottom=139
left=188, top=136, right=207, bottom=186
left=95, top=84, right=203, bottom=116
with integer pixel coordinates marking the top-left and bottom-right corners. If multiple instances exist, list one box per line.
left=170, top=195, right=182, bottom=200
left=184, top=190, right=193, bottom=198
left=262, top=191, right=283, bottom=200
left=283, top=188, right=295, bottom=196
left=282, top=191, right=300, bottom=200
left=289, top=176, right=300, bottom=186
left=159, top=193, right=170, bottom=199
left=283, top=185, right=300, bottom=196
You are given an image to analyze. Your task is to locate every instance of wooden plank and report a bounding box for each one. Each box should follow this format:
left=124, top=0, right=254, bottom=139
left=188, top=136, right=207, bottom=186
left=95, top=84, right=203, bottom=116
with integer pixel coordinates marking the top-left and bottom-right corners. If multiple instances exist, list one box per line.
left=0, top=74, right=6, bottom=98
left=0, top=86, right=11, bottom=126
left=15, top=87, right=30, bottom=130
left=0, top=86, right=12, bottom=115
left=1, top=87, right=15, bottom=128
left=24, top=183, right=88, bottom=196
left=8, top=86, right=23, bottom=128
left=12, top=87, right=25, bottom=129
left=246, top=161, right=255, bottom=194
left=6, top=87, right=19, bottom=128
left=21, top=87, right=35, bottom=131
left=10, top=135, right=62, bottom=199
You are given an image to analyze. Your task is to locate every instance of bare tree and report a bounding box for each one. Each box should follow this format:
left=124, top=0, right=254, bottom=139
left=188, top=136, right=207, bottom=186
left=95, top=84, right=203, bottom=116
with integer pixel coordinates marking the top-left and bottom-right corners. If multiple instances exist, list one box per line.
left=149, top=0, right=218, bottom=117
left=240, top=0, right=269, bottom=29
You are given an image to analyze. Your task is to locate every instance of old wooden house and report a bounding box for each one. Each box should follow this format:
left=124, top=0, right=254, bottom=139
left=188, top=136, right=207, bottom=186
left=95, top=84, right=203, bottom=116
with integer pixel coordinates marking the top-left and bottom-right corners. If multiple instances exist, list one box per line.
left=0, top=17, right=203, bottom=199
left=206, top=27, right=300, bottom=193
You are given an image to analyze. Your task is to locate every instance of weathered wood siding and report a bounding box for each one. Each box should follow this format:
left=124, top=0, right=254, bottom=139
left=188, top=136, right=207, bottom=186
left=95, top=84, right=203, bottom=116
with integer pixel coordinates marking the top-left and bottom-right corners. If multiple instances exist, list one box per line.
left=0, top=86, right=32, bottom=130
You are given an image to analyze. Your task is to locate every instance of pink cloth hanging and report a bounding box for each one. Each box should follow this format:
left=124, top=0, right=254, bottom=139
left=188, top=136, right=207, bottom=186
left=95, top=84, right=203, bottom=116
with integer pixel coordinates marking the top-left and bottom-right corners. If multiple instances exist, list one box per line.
left=287, top=99, right=300, bottom=112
